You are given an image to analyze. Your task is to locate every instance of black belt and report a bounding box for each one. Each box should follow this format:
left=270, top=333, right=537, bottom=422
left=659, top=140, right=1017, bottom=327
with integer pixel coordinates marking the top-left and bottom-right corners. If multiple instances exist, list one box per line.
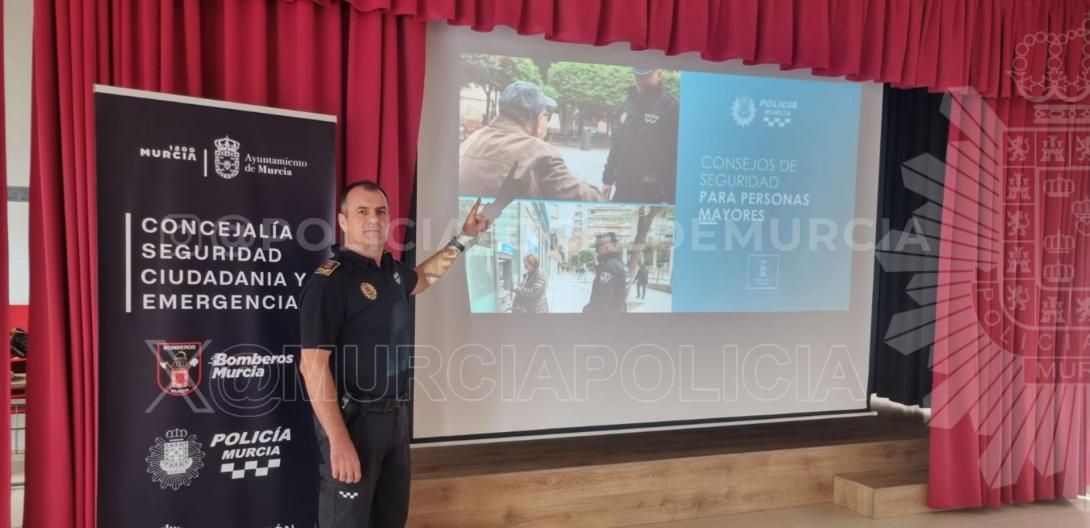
left=341, top=394, right=410, bottom=415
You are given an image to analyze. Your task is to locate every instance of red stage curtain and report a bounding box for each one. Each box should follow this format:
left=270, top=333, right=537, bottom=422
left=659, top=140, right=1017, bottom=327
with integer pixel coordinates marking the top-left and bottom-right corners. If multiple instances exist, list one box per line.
left=343, top=8, right=426, bottom=252
left=27, top=1, right=348, bottom=526
left=350, top=0, right=1090, bottom=98
left=930, top=94, right=1090, bottom=508
left=0, top=1, right=11, bottom=526
left=30, top=0, right=1090, bottom=526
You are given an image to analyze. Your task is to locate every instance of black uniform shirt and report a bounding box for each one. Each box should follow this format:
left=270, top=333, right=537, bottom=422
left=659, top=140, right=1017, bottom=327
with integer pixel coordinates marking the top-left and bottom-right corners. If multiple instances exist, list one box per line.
left=603, top=84, right=679, bottom=203
left=299, top=247, right=418, bottom=401
left=583, top=252, right=628, bottom=313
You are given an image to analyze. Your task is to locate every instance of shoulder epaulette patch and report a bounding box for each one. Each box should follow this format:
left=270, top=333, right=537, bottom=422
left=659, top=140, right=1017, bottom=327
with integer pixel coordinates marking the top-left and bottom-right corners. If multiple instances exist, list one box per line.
left=315, top=259, right=341, bottom=276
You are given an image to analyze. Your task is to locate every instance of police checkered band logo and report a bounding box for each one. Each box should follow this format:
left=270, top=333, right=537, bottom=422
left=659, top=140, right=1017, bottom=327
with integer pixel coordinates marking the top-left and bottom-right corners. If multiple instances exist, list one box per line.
left=763, top=116, right=791, bottom=127
left=599, top=272, right=612, bottom=284
left=338, top=491, right=359, bottom=500
left=220, top=458, right=281, bottom=479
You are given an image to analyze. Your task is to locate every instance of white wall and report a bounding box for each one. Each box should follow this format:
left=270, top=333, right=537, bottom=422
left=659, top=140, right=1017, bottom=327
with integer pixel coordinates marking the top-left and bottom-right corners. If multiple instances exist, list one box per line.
left=6, top=0, right=32, bottom=305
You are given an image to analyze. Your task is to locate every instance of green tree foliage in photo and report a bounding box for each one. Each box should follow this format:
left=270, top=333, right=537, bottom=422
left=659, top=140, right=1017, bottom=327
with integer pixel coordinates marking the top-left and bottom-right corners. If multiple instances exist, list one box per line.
left=460, top=54, right=546, bottom=122
left=461, top=53, right=681, bottom=132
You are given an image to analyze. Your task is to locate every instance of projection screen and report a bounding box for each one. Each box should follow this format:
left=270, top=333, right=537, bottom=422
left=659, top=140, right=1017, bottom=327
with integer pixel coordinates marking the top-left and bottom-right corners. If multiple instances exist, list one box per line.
left=412, top=24, right=883, bottom=442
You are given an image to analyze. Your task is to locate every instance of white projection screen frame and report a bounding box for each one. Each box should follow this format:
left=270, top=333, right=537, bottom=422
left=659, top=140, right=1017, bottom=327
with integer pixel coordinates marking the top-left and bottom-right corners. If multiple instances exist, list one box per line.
left=413, top=24, right=883, bottom=443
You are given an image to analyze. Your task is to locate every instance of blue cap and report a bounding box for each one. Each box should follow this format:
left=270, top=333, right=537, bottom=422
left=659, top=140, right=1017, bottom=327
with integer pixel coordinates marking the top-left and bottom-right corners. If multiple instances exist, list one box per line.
left=631, top=67, right=655, bottom=76
left=499, top=81, right=557, bottom=118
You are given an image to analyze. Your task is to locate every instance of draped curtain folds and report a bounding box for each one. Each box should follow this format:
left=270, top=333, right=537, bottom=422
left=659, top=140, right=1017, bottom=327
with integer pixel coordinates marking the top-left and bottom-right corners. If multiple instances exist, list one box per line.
left=29, top=2, right=359, bottom=527
left=871, top=86, right=950, bottom=408
left=351, top=0, right=1090, bottom=98
left=929, top=95, right=1090, bottom=508
left=29, top=1, right=1090, bottom=526
left=0, top=2, right=10, bottom=526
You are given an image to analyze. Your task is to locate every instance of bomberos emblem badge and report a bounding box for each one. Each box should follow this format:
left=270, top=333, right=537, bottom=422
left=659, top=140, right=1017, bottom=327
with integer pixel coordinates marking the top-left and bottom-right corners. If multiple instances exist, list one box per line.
left=361, top=282, right=378, bottom=300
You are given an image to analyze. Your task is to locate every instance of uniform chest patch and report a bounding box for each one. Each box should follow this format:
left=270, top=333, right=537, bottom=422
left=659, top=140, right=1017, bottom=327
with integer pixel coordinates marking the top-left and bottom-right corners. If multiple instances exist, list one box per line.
left=361, top=282, right=378, bottom=301
left=644, top=113, right=660, bottom=124
left=393, top=271, right=402, bottom=285
left=599, top=272, right=612, bottom=284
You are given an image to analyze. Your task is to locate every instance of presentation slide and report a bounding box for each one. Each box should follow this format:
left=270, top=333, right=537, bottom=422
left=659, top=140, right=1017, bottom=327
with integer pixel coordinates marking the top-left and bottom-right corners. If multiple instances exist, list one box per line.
left=456, top=56, right=861, bottom=314
left=414, top=25, right=882, bottom=441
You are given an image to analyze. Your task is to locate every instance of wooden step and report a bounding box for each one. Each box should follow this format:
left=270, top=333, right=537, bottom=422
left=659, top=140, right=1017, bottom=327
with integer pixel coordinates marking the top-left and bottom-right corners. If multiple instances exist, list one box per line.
left=407, top=412, right=929, bottom=527
left=833, top=466, right=931, bottom=518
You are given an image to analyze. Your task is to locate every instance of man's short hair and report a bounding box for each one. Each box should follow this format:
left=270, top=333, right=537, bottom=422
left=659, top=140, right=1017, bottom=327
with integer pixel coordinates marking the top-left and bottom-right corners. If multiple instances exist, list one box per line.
left=525, top=254, right=540, bottom=269
left=340, top=180, right=388, bottom=212
left=499, top=104, right=547, bottom=127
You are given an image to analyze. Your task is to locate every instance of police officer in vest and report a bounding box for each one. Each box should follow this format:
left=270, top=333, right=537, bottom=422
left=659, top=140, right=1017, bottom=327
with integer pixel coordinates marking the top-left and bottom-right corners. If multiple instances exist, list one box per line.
left=582, top=232, right=628, bottom=313
left=299, top=181, right=491, bottom=528
left=602, top=68, right=679, bottom=204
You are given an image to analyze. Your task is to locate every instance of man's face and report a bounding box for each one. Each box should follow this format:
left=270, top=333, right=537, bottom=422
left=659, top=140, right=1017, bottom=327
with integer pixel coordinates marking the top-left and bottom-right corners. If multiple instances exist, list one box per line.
left=634, top=70, right=662, bottom=93
left=338, top=187, right=390, bottom=250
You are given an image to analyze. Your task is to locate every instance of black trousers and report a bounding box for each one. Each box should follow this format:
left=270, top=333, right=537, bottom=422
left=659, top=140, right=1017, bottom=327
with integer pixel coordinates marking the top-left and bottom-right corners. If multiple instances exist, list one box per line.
left=314, top=402, right=411, bottom=528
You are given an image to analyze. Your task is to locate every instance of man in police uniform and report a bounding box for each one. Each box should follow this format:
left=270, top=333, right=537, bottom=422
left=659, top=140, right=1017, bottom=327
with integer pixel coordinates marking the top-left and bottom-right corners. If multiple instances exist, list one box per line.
left=602, top=68, right=679, bottom=204
left=299, top=181, right=491, bottom=528
left=582, top=232, right=628, bottom=313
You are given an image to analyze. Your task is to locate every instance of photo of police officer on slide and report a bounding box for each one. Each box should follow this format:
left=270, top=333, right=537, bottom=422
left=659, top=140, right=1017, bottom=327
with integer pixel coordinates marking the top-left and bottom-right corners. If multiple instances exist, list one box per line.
left=463, top=200, right=674, bottom=314
left=298, top=181, right=492, bottom=528
left=602, top=68, right=679, bottom=204
left=457, top=54, right=679, bottom=205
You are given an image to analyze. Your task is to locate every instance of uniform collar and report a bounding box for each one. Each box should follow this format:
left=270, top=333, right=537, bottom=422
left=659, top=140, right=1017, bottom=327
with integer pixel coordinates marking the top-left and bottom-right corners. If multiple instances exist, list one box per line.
left=333, top=246, right=390, bottom=271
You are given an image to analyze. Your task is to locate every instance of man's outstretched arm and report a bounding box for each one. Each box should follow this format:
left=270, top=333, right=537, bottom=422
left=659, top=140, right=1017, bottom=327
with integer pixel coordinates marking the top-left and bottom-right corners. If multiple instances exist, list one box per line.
left=411, top=198, right=492, bottom=295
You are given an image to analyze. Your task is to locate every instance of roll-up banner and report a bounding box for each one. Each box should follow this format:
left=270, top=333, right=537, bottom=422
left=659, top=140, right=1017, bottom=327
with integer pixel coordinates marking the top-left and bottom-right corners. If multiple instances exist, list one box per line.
left=95, top=86, right=336, bottom=528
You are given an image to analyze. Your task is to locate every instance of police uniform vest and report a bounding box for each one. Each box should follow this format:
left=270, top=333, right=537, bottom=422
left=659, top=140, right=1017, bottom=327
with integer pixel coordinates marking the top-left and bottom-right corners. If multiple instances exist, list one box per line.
left=603, top=84, right=679, bottom=204
left=583, top=252, right=629, bottom=313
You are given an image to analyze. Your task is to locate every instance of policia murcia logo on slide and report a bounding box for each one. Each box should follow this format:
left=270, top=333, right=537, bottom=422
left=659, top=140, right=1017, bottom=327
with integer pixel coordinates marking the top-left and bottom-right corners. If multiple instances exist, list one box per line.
left=731, top=96, right=757, bottom=127
left=156, top=342, right=202, bottom=396
left=214, top=136, right=241, bottom=179
left=146, top=428, right=205, bottom=490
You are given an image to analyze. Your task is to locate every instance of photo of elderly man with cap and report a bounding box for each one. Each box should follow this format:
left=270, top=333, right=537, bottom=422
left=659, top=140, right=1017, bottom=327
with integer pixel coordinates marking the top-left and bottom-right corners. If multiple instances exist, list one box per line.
left=582, top=232, right=629, bottom=313
left=602, top=67, right=679, bottom=204
left=459, top=80, right=606, bottom=202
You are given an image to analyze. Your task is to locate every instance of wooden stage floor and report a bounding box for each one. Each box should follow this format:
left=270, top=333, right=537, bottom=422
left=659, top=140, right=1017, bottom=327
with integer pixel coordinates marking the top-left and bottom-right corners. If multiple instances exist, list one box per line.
left=408, top=402, right=929, bottom=527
